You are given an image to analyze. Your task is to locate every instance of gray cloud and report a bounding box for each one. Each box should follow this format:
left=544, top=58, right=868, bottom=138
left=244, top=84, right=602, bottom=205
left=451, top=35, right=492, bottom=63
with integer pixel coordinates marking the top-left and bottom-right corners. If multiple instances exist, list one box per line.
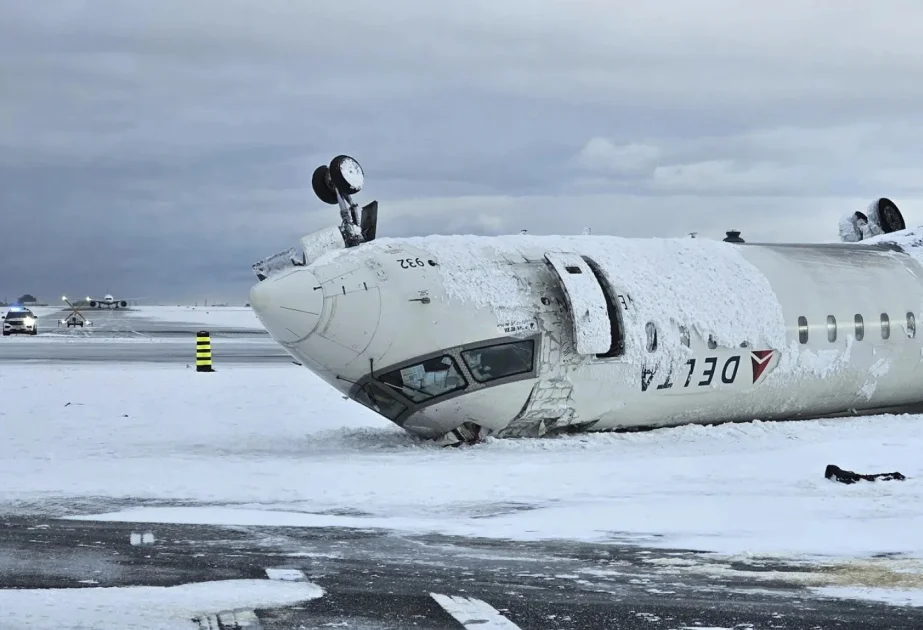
left=4, top=0, right=923, bottom=303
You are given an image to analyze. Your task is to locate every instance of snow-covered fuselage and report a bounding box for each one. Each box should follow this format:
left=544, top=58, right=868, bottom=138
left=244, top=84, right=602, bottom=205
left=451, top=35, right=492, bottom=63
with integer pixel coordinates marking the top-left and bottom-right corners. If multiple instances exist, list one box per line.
left=249, top=228, right=923, bottom=442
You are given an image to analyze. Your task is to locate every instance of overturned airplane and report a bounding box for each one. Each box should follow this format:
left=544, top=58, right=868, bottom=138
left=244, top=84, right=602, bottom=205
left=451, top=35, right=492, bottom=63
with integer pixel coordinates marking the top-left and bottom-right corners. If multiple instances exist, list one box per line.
left=250, top=157, right=923, bottom=445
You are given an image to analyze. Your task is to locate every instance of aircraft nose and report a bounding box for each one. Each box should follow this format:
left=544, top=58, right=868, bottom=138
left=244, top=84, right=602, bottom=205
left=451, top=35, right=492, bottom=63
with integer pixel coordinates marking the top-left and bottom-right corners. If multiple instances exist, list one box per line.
left=249, top=269, right=323, bottom=343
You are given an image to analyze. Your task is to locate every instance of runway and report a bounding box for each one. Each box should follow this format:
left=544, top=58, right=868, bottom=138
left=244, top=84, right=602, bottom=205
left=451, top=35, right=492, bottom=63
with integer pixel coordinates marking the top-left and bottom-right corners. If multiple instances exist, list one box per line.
left=34, top=306, right=266, bottom=337
left=1, top=305, right=291, bottom=364
left=3, top=511, right=920, bottom=630
left=0, top=338, right=291, bottom=363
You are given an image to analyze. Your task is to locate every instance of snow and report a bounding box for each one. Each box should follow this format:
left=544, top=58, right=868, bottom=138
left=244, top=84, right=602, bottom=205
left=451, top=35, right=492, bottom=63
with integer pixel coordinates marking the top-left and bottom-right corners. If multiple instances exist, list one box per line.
left=265, top=568, right=307, bottom=581
left=311, top=234, right=787, bottom=364
left=813, top=585, right=923, bottom=607
left=337, top=155, right=364, bottom=190
left=3, top=362, right=923, bottom=569
left=860, top=226, right=923, bottom=271
left=0, top=578, right=323, bottom=629
left=117, top=306, right=263, bottom=330
left=543, top=252, right=611, bottom=354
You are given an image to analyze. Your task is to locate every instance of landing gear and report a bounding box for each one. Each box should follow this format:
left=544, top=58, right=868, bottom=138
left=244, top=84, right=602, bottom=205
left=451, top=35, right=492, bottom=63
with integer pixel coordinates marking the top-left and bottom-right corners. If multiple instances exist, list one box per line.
left=869, top=197, right=906, bottom=233
left=433, top=422, right=486, bottom=448
left=310, top=155, right=378, bottom=249
left=840, top=198, right=907, bottom=242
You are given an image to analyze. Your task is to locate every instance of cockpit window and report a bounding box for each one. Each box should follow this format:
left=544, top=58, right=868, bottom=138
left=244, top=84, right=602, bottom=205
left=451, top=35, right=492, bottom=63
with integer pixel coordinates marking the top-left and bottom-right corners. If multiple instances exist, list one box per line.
left=377, top=355, right=467, bottom=403
left=461, top=340, right=535, bottom=383
left=351, top=383, right=407, bottom=421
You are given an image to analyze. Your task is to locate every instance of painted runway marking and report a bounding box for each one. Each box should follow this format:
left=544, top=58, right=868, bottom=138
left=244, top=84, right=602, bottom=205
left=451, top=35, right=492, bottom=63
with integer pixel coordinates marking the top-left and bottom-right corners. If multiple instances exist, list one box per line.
left=197, top=610, right=262, bottom=629
left=265, top=568, right=307, bottom=581
left=431, top=593, right=522, bottom=629
left=129, top=531, right=154, bottom=545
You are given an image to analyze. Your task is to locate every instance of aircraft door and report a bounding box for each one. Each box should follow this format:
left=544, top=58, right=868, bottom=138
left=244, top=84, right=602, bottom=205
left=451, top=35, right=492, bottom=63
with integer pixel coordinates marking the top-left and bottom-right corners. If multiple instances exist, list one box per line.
left=543, top=252, right=612, bottom=355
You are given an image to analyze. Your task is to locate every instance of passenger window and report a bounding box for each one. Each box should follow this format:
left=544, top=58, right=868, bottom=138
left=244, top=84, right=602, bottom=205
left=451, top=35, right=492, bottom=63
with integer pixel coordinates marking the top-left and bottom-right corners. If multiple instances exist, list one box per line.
left=461, top=340, right=535, bottom=383
left=707, top=335, right=717, bottom=350
left=378, top=355, right=467, bottom=403
left=907, top=312, right=917, bottom=338
left=679, top=326, right=690, bottom=347
left=645, top=323, right=658, bottom=352
left=827, top=315, right=837, bottom=343
left=798, top=316, right=808, bottom=344
left=854, top=314, right=864, bottom=341
left=881, top=313, right=891, bottom=340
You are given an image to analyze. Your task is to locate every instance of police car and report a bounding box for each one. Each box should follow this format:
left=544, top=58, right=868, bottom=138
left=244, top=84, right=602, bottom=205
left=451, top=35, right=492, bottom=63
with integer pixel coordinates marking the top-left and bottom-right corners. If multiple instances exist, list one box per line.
left=3, top=306, right=38, bottom=336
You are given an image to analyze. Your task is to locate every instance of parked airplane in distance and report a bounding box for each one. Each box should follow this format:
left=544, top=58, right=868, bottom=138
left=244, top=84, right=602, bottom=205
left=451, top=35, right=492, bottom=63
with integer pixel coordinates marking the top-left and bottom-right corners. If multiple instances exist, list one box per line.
left=84, top=293, right=145, bottom=309
left=249, top=155, right=923, bottom=446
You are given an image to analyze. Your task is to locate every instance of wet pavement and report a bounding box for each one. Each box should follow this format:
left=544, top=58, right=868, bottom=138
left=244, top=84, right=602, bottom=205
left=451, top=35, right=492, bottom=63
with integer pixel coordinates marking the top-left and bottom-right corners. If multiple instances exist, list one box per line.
left=0, top=507, right=920, bottom=629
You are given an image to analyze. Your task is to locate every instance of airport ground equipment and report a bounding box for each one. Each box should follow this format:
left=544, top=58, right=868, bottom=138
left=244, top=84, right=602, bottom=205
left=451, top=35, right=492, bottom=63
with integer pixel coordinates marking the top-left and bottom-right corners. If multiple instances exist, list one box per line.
left=59, top=296, right=92, bottom=328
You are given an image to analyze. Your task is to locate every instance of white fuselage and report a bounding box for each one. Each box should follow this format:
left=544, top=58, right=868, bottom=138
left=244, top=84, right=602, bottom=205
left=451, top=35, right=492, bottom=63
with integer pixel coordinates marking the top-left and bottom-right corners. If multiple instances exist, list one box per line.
left=249, top=229, right=923, bottom=440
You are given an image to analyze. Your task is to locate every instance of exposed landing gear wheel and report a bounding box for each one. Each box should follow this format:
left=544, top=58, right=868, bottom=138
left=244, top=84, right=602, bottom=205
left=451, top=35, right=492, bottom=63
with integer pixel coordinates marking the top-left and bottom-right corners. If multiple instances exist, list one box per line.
left=868, top=197, right=906, bottom=234
left=312, top=165, right=338, bottom=205
left=329, top=155, right=364, bottom=196
left=876, top=197, right=906, bottom=233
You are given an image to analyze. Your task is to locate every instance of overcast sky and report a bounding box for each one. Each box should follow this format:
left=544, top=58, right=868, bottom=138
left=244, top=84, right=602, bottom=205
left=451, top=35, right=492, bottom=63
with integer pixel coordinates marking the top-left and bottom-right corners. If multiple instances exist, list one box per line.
left=4, top=1, right=923, bottom=304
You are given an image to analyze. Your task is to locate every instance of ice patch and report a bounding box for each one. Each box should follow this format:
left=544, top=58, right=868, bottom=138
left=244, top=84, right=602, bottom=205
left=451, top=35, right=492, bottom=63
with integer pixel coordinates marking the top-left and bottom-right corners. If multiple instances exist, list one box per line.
left=0, top=578, right=323, bottom=630
left=813, top=585, right=923, bottom=607
left=265, top=568, right=306, bottom=581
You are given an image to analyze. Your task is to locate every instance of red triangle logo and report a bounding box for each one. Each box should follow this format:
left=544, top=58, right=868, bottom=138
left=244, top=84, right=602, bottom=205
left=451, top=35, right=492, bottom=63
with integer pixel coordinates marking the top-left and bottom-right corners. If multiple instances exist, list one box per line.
left=751, top=350, right=774, bottom=383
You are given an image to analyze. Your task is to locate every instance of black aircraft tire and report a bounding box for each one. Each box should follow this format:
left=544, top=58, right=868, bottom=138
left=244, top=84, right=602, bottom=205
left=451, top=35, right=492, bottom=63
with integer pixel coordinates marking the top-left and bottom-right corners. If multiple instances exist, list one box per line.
left=876, top=197, right=906, bottom=233
left=328, top=155, right=364, bottom=196
left=311, top=165, right=339, bottom=205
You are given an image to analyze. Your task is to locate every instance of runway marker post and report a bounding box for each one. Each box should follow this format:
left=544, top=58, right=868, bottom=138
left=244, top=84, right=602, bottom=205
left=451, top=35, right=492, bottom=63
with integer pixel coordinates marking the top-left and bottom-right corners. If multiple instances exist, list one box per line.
left=196, top=330, right=214, bottom=372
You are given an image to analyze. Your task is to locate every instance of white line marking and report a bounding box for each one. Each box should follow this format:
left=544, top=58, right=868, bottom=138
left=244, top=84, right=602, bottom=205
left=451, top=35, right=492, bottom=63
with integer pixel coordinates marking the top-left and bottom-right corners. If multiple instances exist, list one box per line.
left=233, top=610, right=261, bottom=628
left=430, top=593, right=522, bottom=629
left=129, top=531, right=155, bottom=545
left=265, top=568, right=307, bottom=581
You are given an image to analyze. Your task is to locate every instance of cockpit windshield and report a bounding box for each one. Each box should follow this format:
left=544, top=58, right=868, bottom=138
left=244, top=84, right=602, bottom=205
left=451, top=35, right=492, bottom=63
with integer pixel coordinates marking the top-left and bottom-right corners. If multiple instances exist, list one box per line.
left=461, top=339, right=535, bottom=383
left=351, top=383, right=407, bottom=421
left=377, top=355, right=467, bottom=403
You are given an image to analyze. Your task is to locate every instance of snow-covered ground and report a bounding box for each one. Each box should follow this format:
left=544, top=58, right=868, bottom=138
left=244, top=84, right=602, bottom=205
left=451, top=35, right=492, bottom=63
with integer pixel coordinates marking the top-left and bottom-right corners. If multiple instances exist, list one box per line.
left=3, top=362, right=923, bottom=608
left=0, top=579, right=322, bottom=630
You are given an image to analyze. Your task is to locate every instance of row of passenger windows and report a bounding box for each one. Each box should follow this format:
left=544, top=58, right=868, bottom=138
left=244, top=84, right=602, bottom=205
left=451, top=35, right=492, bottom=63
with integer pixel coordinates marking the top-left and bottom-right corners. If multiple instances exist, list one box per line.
left=796, top=313, right=917, bottom=344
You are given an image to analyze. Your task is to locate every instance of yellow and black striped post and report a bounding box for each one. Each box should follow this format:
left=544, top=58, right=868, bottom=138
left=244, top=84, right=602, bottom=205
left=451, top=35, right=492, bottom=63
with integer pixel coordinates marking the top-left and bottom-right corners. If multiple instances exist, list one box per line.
left=195, top=330, right=213, bottom=372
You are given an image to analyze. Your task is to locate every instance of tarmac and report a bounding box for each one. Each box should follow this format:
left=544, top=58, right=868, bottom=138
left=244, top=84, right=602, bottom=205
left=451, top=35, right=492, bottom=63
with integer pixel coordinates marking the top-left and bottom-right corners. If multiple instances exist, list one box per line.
left=2, top=306, right=922, bottom=628
left=0, top=306, right=292, bottom=364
